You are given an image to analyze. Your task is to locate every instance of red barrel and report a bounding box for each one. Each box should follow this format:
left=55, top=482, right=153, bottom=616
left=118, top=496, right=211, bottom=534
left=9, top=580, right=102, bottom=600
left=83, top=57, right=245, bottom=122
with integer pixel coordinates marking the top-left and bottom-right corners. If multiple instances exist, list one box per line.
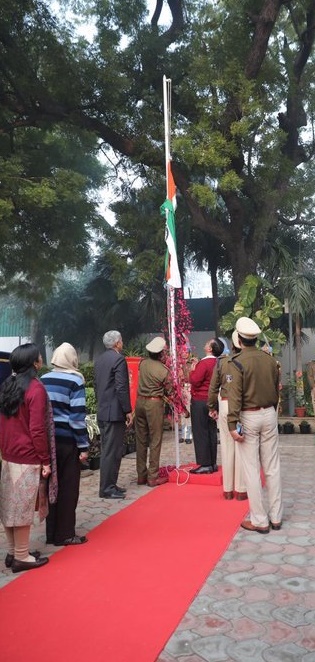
left=126, top=356, right=142, bottom=411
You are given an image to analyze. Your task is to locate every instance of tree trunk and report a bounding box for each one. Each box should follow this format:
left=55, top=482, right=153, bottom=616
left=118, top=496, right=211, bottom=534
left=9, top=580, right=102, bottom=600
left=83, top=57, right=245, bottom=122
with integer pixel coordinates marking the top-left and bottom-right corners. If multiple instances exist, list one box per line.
left=295, top=315, right=303, bottom=375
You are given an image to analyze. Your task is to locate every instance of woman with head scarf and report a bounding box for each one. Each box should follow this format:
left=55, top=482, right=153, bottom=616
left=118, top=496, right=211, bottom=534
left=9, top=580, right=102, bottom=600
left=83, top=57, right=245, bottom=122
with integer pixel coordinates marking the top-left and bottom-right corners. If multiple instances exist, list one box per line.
left=41, top=342, right=89, bottom=546
left=0, top=343, right=52, bottom=573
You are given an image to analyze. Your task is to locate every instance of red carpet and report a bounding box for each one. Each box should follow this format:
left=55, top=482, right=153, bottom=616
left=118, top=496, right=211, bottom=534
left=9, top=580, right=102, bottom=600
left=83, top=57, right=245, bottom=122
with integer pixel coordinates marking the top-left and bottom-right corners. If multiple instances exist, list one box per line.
left=0, top=484, right=248, bottom=662
left=168, top=463, right=223, bottom=485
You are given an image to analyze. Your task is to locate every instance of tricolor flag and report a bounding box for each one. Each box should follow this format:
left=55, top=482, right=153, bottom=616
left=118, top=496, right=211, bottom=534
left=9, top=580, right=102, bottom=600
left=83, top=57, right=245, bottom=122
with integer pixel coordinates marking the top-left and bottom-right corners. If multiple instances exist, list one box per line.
left=161, top=162, right=182, bottom=288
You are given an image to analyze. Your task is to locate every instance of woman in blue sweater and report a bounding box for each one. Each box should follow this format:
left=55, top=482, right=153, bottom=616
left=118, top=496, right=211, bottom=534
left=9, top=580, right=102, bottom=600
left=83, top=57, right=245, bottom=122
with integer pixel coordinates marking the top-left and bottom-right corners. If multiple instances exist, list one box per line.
left=41, top=343, right=89, bottom=546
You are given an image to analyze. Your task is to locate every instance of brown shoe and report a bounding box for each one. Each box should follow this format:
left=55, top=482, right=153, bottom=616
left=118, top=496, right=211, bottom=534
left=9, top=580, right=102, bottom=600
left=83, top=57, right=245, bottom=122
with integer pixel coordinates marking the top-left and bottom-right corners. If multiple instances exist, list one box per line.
left=147, top=477, right=168, bottom=487
left=235, top=491, right=248, bottom=501
left=137, top=477, right=147, bottom=485
left=241, top=519, right=269, bottom=534
left=270, top=521, right=282, bottom=530
left=223, top=491, right=234, bottom=500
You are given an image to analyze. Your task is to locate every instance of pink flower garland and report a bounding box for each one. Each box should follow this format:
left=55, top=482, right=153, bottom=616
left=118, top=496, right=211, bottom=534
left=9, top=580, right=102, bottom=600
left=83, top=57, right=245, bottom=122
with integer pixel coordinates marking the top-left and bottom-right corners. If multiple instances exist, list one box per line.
left=163, top=289, right=194, bottom=420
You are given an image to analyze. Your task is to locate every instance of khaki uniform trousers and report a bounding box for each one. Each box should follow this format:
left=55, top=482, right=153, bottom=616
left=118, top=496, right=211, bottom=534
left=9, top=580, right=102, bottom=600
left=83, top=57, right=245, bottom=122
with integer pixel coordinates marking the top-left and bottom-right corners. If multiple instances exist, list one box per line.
left=218, top=397, right=246, bottom=494
left=135, top=397, right=164, bottom=482
left=239, top=406, right=283, bottom=528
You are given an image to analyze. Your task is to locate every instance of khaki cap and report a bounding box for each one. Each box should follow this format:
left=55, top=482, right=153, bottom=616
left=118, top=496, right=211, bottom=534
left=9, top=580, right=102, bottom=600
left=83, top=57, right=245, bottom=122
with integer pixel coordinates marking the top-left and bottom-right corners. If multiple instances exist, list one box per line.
left=236, top=316, right=261, bottom=340
left=146, top=337, right=166, bottom=353
left=232, top=330, right=241, bottom=350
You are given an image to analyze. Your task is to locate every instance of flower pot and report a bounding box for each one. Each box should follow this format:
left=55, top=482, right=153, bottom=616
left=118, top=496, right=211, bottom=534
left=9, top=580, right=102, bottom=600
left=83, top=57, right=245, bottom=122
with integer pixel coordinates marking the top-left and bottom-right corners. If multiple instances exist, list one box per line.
left=299, top=422, right=311, bottom=434
left=89, top=456, right=101, bottom=471
left=295, top=407, right=306, bottom=418
left=283, top=422, right=294, bottom=434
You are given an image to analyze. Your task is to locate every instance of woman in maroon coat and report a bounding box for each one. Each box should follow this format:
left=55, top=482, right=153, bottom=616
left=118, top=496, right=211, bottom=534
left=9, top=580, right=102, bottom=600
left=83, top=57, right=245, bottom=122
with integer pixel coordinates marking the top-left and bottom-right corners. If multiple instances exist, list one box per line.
left=0, top=343, right=52, bottom=573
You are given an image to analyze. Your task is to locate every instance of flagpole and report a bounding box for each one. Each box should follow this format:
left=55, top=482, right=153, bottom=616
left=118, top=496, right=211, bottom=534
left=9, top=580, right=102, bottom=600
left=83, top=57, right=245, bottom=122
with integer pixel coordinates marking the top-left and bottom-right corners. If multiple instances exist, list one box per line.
left=163, top=75, right=180, bottom=469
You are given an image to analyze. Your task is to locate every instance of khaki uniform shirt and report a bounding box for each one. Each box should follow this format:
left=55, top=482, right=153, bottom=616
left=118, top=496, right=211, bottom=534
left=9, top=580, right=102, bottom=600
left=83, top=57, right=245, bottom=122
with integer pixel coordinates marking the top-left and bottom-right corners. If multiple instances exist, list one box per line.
left=207, top=354, right=241, bottom=409
left=137, top=358, right=170, bottom=398
left=227, top=347, right=279, bottom=431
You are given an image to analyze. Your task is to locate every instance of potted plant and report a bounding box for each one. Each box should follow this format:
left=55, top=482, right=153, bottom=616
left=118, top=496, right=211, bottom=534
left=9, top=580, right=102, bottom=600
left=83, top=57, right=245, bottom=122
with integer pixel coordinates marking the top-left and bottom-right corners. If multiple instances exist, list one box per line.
left=294, top=392, right=306, bottom=418
left=282, top=421, right=294, bottom=434
left=286, top=374, right=307, bottom=417
left=85, top=413, right=101, bottom=470
left=299, top=419, right=311, bottom=434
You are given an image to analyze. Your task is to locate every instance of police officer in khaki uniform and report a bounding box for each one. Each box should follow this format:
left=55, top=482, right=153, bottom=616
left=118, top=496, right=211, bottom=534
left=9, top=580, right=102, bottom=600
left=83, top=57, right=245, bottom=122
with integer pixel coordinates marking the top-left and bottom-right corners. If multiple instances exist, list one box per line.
left=135, top=337, right=170, bottom=487
left=228, top=317, right=282, bottom=534
left=208, top=330, right=247, bottom=501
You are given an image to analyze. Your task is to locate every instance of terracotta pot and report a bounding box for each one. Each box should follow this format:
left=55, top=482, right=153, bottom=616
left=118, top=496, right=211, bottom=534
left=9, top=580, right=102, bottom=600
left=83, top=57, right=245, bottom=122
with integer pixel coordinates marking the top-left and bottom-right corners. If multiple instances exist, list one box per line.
left=295, top=407, right=306, bottom=418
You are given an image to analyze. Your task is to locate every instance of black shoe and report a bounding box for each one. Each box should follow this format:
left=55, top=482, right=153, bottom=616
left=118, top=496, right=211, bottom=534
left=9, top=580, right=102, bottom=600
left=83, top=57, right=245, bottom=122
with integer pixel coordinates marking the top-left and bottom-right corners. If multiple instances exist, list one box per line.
left=115, top=485, right=127, bottom=493
left=5, top=550, right=41, bottom=568
left=101, top=488, right=126, bottom=499
left=11, top=557, right=49, bottom=573
left=179, top=437, right=185, bottom=443
left=189, top=466, right=213, bottom=474
left=185, top=439, right=192, bottom=444
left=270, top=521, right=282, bottom=530
left=55, top=535, right=88, bottom=546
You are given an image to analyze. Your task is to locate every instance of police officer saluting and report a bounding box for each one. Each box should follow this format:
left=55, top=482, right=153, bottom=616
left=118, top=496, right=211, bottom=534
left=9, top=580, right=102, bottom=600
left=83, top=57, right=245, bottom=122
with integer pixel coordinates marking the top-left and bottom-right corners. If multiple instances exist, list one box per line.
left=228, top=317, right=283, bottom=534
left=135, top=337, right=171, bottom=487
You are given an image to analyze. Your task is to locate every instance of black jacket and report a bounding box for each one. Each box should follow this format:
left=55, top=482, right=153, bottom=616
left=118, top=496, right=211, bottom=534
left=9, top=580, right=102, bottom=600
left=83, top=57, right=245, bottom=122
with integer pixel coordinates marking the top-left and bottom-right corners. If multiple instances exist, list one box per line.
left=94, top=349, right=131, bottom=423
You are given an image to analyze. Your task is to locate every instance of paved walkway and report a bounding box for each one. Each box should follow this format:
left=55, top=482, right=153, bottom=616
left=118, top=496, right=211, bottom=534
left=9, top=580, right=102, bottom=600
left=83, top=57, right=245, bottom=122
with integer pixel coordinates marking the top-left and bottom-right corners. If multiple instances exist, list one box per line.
left=1, top=432, right=315, bottom=661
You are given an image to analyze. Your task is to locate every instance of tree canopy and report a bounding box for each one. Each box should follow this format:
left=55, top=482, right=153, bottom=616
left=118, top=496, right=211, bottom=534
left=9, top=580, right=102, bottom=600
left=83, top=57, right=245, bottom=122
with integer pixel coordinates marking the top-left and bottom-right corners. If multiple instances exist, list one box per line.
left=1, top=0, right=315, bottom=298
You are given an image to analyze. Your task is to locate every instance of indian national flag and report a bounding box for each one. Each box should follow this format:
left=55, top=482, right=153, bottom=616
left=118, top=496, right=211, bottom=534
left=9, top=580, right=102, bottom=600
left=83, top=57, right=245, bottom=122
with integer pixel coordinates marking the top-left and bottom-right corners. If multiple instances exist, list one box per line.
left=161, top=162, right=182, bottom=288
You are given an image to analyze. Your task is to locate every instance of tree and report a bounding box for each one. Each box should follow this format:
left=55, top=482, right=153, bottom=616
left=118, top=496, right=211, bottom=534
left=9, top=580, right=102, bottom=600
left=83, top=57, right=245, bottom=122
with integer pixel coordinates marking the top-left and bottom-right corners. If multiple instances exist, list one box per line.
left=0, top=123, right=106, bottom=306
left=1, top=1, right=315, bottom=292
left=39, top=257, right=152, bottom=359
left=278, top=257, right=315, bottom=390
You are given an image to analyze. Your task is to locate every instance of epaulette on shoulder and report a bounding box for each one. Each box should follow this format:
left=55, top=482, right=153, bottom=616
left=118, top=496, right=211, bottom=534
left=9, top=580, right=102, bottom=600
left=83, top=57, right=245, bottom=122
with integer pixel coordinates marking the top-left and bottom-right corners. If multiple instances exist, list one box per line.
left=230, top=356, right=244, bottom=372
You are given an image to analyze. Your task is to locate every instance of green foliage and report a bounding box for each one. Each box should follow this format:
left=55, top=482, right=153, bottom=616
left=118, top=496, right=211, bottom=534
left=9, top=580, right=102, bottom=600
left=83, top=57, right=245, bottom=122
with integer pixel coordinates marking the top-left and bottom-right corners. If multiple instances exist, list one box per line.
left=85, top=414, right=100, bottom=457
left=1, top=0, right=315, bottom=299
left=0, top=125, right=106, bottom=303
left=85, top=387, right=97, bottom=414
left=220, top=275, right=286, bottom=354
left=38, top=365, right=50, bottom=378
left=189, top=183, right=217, bottom=209
left=80, top=363, right=95, bottom=388
left=123, top=336, right=148, bottom=357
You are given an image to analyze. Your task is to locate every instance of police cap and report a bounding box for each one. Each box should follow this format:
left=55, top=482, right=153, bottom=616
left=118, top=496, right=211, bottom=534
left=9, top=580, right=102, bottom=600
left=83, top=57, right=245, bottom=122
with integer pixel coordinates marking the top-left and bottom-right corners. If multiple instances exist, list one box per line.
left=232, top=330, right=241, bottom=349
left=236, top=316, right=261, bottom=340
left=146, top=337, right=166, bottom=353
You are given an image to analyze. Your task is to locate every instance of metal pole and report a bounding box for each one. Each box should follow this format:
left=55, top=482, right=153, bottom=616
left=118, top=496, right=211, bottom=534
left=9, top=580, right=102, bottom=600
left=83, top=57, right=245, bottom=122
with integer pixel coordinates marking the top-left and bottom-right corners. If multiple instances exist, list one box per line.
left=163, top=75, right=180, bottom=467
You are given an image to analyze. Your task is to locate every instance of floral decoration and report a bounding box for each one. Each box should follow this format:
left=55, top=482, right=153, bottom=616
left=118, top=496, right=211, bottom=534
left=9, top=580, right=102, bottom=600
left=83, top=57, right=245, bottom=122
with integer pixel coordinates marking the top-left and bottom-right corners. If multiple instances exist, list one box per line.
left=162, top=289, right=194, bottom=420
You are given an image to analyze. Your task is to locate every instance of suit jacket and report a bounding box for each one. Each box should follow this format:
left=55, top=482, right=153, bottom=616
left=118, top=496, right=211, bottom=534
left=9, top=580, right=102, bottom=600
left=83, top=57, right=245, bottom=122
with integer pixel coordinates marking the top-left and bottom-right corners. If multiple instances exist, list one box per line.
left=94, top=349, right=131, bottom=423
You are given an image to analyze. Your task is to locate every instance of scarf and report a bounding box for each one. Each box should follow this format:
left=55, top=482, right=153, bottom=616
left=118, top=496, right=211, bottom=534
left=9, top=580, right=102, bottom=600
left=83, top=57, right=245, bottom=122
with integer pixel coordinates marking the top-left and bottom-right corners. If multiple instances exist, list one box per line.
left=36, top=391, right=58, bottom=521
left=51, top=342, right=85, bottom=382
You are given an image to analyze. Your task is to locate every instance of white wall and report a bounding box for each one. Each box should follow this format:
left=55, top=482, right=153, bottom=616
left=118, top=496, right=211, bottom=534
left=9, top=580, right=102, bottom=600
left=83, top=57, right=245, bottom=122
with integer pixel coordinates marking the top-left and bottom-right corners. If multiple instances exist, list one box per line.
left=0, top=336, right=30, bottom=352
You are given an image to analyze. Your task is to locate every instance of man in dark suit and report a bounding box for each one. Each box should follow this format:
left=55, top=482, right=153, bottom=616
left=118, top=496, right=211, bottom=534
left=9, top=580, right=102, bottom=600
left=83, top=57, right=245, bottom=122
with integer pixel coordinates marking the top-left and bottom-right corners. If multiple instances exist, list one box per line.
left=94, top=330, right=132, bottom=499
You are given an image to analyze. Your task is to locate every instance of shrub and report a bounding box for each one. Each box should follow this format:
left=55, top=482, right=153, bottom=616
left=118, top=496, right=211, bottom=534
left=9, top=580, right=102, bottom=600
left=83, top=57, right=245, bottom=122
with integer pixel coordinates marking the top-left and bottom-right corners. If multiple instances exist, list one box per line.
left=86, top=387, right=97, bottom=414
left=79, top=362, right=95, bottom=388
left=38, top=365, right=50, bottom=377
